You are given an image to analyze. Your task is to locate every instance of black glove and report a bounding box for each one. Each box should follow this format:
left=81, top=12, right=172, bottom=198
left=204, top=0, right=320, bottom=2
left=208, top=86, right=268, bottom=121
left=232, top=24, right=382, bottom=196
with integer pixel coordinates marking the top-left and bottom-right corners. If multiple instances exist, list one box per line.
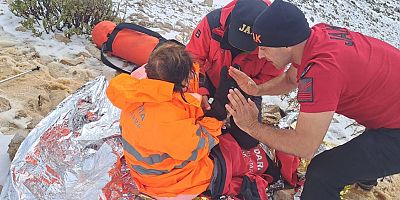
left=214, top=66, right=235, bottom=105
left=228, top=116, right=259, bottom=149
left=231, top=64, right=252, bottom=100
left=204, top=100, right=227, bottom=121
left=205, top=66, right=234, bottom=120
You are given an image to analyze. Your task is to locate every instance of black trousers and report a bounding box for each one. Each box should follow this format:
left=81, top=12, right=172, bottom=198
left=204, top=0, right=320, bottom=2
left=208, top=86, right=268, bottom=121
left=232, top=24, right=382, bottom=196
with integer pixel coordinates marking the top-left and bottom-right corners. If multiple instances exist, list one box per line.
left=301, top=128, right=400, bottom=199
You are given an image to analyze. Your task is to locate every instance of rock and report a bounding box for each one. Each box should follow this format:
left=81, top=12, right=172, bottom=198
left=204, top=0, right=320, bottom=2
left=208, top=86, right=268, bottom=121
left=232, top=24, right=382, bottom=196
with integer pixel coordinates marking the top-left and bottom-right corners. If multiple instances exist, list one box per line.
left=47, top=62, right=69, bottom=78
left=142, top=16, right=150, bottom=22
left=173, top=26, right=183, bottom=32
left=0, top=185, right=2, bottom=194
left=138, top=7, right=145, bottom=13
left=26, top=112, right=44, bottom=129
left=274, top=189, right=295, bottom=200
left=85, top=44, right=101, bottom=60
left=0, top=97, right=11, bottom=112
left=134, top=1, right=144, bottom=7
left=134, top=14, right=149, bottom=22
left=7, top=133, right=27, bottom=161
left=262, top=104, right=284, bottom=125
left=54, top=33, right=71, bottom=44
left=372, top=7, right=381, bottom=13
left=175, top=21, right=187, bottom=29
left=162, top=22, right=174, bottom=30
left=182, top=27, right=193, bottom=33
left=175, top=31, right=192, bottom=44
left=76, top=52, right=91, bottom=58
left=39, top=55, right=55, bottom=65
left=0, top=40, right=17, bottom=48
left=60, top=57, right=85, bottom=66
left=332, top=117, right=340, bottom=123
left=15, top=26, right=27, bottom=32
left=133, top=12, right=145, bottom=19
left=15, top=110, right=28, bottom=119
left=137, top=20, right=154, bottom=28
left=175, top=20, right=185, bottom=27
left=203, top=0, right=213, bottom=7
left=153, top=22, right=164, bottom=29
left=26, top=121, right=37, bottom=129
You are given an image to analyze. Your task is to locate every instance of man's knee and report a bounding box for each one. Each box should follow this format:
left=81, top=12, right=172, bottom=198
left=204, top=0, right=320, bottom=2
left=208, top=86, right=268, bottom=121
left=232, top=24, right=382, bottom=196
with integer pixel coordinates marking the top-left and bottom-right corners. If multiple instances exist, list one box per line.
left=305, top=154, right=334, bottom=185
left=301, top=155, right=342, bottom=199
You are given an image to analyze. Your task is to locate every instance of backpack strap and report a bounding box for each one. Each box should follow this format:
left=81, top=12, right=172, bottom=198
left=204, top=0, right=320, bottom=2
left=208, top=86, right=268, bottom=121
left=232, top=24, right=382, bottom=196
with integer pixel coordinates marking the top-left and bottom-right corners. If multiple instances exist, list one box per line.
left=101, top=23, right=167, bottom=74
left=100, top=44, right=134, bottom=74
left=206, top=8, right=222, bottom=42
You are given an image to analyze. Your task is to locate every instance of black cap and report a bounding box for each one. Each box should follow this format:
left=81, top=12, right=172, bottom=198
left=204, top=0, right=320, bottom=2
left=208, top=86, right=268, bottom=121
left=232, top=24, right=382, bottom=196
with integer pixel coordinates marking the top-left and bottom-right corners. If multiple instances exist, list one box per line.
left=252, top=0, right=311, bottom=47
left=228, top=0, right=268, bottom=52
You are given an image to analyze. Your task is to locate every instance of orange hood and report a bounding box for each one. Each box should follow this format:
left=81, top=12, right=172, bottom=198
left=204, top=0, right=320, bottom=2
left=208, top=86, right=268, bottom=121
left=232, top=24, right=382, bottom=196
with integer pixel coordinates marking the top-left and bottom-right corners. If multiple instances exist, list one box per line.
left=106, top=74, right=201, bottom=111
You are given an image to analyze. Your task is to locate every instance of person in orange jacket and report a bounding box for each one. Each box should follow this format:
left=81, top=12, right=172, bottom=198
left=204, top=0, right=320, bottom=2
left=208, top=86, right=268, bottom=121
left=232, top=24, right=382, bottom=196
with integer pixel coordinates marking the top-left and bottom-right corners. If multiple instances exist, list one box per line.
left=107, top=41, right=222, bottom=199
left=106, top=41, right=299, bottom=199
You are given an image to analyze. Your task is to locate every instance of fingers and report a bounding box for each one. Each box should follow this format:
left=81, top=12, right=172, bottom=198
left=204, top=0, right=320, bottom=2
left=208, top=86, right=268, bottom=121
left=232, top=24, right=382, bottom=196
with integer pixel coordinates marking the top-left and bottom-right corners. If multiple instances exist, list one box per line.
left=201, top=96, right=211, bottom=110
left=228, top=66, right=246, bottom=83
left=227, top=88, right=247, bottom=112
left=247, top=80, right=256, bottom=87
left=225, top=103, right=236, bottom=116
left=226, top=89, right=260, bottom=117
left=229, top=67, right=258, bottom=95
left=232, top=88, right=247, bottom=105
left=247, top=98, right=259, bottom=114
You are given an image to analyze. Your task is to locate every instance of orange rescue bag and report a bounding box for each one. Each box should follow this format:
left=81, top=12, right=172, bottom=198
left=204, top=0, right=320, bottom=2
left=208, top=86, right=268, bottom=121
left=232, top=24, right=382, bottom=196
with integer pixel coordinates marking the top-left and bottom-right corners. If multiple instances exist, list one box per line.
left=92, top=21, right=166, bottom=73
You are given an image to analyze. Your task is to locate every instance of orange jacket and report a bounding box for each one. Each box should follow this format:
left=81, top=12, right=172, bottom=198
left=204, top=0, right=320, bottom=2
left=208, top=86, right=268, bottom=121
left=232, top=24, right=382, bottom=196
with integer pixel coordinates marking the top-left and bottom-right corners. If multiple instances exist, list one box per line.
left=106, top=74, right=222, bottom=197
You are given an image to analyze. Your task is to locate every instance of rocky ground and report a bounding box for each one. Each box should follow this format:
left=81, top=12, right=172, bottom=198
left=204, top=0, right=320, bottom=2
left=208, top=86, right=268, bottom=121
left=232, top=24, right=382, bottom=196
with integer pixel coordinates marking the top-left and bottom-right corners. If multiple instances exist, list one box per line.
left=0, top=26, right=109, bottom=156
left=0, top=0, right=399, bottom=199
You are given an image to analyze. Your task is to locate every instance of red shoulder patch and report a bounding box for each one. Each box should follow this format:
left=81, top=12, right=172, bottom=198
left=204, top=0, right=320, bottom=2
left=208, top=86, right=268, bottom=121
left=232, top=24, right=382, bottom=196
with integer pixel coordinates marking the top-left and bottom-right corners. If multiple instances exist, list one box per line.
left=298, top=77, right=313, bottom=102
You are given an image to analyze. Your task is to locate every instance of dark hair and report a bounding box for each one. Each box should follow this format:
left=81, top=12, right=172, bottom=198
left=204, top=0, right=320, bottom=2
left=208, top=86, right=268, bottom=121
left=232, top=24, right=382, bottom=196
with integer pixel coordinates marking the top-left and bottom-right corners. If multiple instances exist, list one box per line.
left=145, top=41, right=194, bottom=94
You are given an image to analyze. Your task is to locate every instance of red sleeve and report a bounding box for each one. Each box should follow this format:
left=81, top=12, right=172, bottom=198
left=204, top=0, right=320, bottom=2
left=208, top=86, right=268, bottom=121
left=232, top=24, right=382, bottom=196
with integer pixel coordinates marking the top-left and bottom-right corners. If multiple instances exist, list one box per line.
left=252, top=61, right=285, bottom=84
left=186, top=16, right=212, bottom=74
left=298, top=61, right=344, bottom=113
left=186, top=16, right=213, bottom=95
left=198, top=87, right=210, bottom=96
